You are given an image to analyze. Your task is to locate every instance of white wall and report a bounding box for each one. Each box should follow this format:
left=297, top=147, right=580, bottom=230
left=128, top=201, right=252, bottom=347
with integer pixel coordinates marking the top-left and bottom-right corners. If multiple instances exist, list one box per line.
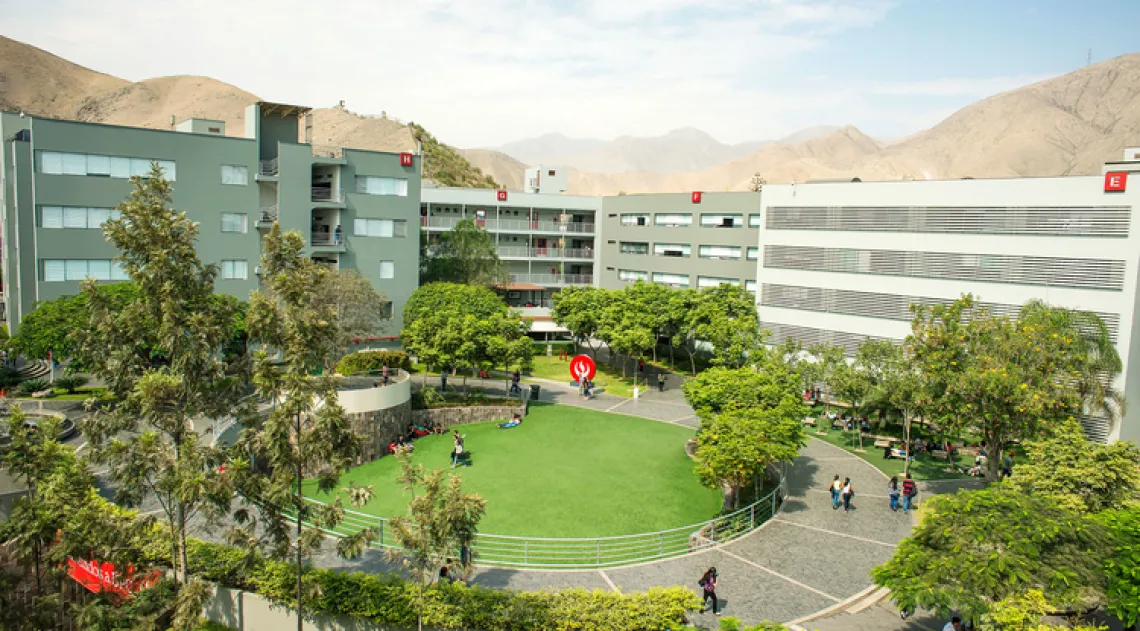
left=337, top=377, right=411, bottom=415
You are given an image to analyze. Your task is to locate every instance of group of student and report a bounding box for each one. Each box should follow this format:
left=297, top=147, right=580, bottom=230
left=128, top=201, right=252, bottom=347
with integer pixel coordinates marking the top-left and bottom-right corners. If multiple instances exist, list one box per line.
left=830, top=472, right=919, bottom=513
left=386, top=420, right=445, bottom=455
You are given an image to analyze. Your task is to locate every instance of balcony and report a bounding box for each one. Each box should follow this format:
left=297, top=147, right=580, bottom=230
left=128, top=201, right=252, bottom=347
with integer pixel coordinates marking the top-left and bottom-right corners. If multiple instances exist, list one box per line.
left=421, top=216, right=462, bottom=230
left=310, top=229, right=346, bottom=252
left=258, top=159, right=279, bottom=178
left=497, top=247, right=595, bottom=260
left=311, top=187, right=345, bottom=205
left=508, top=273, right=593, bottom=287
left=256, top=205, right=278, bottom=228
left=419, top=216, right=595, bottom=235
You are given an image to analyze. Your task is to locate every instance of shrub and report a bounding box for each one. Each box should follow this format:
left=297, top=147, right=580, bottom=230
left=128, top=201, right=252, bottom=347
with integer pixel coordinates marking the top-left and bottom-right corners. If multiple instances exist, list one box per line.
left=336, top=350, right=411, bottom=376
left=54, top=375, right=89, bottom=394
left=18, top=378, right=49, bottom=395
left=0, top=367, right=19, bottom=389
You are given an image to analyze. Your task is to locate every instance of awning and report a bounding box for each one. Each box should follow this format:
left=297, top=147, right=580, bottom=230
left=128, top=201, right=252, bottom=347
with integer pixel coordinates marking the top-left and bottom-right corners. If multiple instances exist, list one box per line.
left=498, top=282, right=546, bottom=291
left=529, top=320, right=569, bottom=333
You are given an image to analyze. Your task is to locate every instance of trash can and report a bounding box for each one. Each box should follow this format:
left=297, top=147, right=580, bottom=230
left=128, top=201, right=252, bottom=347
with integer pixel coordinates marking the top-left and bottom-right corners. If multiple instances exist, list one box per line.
left=529, top=384, right=541, bottom=400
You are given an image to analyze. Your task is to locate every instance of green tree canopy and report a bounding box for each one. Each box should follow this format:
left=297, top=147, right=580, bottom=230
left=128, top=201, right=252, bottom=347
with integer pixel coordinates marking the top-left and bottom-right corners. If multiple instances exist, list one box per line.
left=9, top=283, right=139, bottom=362
left=403, top=282, right=506, bottom=330
left=1005, top=419, right=1140, bottom=514
left=1094, top=506, right=1140, bottom=628
left=420, top=219, right=508, bottom=286
left=685, top=284, right=761, bottom=369
left=682, top=365, right=804, bottom=420
left=694, top=405, right=806, bottom=510
left=551, top=285, right=612, bottom=358
left=312, top=268, right=390, bottom=356
left=873, top=487, right=1110, bottom=621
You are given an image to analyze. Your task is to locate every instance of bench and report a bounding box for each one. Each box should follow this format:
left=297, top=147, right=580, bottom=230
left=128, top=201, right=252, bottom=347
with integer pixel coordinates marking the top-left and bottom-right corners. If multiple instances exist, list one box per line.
left=874, top=438, right=894, bottom=449
left=802, top=417, right=817, bottom=426
left=931, top=449, right=950, bottom=461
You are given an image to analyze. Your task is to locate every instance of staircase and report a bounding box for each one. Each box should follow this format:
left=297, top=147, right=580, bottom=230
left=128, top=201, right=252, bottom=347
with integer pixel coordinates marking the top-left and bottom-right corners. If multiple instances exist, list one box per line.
left=14, top=359, right=51, bottom=382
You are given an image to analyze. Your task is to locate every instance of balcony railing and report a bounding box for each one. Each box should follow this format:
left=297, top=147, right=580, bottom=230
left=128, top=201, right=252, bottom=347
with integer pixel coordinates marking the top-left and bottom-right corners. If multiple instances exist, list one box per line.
left=258, top=159, right=279, bottom=176
left=497, top=246, right=532, bottom=258
left=311, top=234, right=344, bottom=247
left=509, top=273, right=593, bottom=286
left=258, top=205, right=278, bottom=223
left=420, top=216, right=595, bottom=235
left=311, top=144, right=344, bottom=159
left=496, top=247, right=595, bottom=260
left=312, top=187, right=344, bottom=203
left=421, top=216, right=462, bottom=229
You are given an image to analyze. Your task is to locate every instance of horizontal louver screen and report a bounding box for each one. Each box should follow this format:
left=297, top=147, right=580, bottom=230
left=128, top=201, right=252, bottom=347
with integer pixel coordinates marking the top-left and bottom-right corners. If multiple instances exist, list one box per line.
left=766, top=206, right=1131, bottom=237
left=760, top=284, right=1120, bottom=343
left=763, top=245, right=1125, bottom=291
left=763, top=322, right=900, bottom=356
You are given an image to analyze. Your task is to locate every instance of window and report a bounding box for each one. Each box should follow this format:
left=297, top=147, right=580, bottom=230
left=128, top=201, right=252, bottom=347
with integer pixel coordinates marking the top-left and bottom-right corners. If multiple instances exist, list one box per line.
left=653, top=272, right=690, bottom=287
left=39, top=206, right=120, bottom=229
left=37, top=151, right=175, bottom=180
left=655, top=213, right=692, bottom=227
left=620, top=214, right=649, bottom=226
left=700, top=213, right=744, bottom=227
left=221, top=260, right=248, bottom=280
left=221, top=213, right=248, bottom=233
left=379, top=261, right=395, bottom=279
left=618, top=269, right=648, bottom=282
left=619, top=242, right=649, bottom=255
left=698, top=245, right=742, bottom=259
left=354, top=218, right=407, bottom=237
left=698, top=276, right=740, bottom=288
left=379, top=301, right=394, bottom=320
left=41, top=259, right=127, bottom=282
left=356, top=176, right=409, bottom=196
left=653, top=243, right=690, bottom=257
left=220, top=165, right=249, bottom=186
left=749, top=214, right=762, bottom=228
left=747, top=247, right=759, bottom=260
left=745, top=280, right=757, bottom=293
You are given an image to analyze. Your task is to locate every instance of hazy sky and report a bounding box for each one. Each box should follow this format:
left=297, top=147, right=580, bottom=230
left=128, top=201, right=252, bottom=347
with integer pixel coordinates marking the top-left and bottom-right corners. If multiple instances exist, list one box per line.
left=3, top=0, right=1138, bottom=147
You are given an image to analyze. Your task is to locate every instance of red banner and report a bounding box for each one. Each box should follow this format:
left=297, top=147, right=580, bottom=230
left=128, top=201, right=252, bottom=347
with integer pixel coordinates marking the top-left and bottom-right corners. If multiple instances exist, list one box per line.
left=67, top=557, right=162, bottom=597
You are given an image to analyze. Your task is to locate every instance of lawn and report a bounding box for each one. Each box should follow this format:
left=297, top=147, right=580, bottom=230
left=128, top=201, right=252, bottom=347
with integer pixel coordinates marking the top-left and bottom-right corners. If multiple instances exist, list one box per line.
left=306, top=403, right=720, bottom=538
left=811, top=425, right=977, bottom=481
left=524, top=355, right=655, bottom=398
left=11, top=386, right=109, bottom=401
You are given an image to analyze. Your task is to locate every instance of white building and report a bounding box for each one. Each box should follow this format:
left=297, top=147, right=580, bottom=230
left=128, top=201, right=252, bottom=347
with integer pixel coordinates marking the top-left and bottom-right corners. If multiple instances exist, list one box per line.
left=756, top=164, right=1140, bottom=443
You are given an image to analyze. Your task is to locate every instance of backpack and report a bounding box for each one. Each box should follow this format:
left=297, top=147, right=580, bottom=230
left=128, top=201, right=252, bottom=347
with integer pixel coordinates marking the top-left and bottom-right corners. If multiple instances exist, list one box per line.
left=903, top=480, right=917, bottom=497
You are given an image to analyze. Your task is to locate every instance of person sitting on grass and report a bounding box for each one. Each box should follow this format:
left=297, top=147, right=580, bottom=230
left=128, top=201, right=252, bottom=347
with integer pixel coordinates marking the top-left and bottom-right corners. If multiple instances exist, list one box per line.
left=498, top=413, right=522, bottom=429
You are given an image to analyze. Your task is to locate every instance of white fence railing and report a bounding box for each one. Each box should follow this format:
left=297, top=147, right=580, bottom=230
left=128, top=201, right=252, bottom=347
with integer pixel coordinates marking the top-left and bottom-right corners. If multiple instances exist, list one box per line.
left=508, top=273, right=593, bottom=286
left=498, top=248, right=595, bottom=260
left=421, top=216, right=596, bottom=235
left=291, top=466, right=786, bottom=569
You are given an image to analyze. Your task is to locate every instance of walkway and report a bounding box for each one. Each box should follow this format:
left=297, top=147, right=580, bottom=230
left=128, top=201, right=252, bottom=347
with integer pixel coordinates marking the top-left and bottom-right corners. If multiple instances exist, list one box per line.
left=315, top=376, right=931, bottom=628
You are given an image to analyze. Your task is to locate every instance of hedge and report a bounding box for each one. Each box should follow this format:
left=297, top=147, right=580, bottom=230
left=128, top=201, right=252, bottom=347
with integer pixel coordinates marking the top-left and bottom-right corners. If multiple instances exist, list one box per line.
left=150, top=538, right=700, bottom=631
left=336, top=350, right=412, bottom=376
left=533, top=340, right=576, bottom=353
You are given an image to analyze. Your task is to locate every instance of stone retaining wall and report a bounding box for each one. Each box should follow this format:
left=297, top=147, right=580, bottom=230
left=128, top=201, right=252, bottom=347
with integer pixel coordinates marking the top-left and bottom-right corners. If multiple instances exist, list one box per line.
left=411, top=405, right=525, bottom=431
left=349, top=400, right=413, bottom=464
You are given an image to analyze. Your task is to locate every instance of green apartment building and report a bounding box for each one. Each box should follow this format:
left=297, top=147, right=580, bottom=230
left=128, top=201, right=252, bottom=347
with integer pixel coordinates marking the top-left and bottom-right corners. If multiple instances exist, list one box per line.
left=0, top=102, right=421, bottom=333
left=599, top=192, right=762, bottom=292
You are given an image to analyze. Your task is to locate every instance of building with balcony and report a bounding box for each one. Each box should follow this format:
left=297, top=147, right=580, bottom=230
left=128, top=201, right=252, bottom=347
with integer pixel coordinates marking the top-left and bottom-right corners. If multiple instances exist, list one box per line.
left=0, top=101, right=421, bottom=332
left=420, top=186, right=600, bottom=313
left=599, top=192, right=761, bottom=292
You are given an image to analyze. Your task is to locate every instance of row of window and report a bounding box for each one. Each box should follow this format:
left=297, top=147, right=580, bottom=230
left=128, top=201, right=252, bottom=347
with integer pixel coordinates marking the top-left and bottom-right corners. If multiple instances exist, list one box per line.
left=618, top=213, right=759, bottom=228
left=356, top=176, right=410, bottom=197
left=39, top=152, right=176, bottom=180
left=619, top=242, right=758, bottom=260
left=616, top=269, right=756, bottom=291
left=41, top=259, right=397, bottom=282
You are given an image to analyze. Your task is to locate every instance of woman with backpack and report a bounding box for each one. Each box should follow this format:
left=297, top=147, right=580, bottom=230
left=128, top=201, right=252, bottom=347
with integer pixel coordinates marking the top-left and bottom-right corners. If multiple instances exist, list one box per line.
left=841, top=477, right=854, bottom=512
left=902, top=473, right=918, bottom=513
left=699, top=567, right=719, bottom=616
left=888, top=476, right=900, bottom=512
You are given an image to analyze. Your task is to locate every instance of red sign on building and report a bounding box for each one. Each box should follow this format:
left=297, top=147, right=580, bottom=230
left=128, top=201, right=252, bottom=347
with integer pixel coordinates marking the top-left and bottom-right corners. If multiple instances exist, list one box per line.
left=399, top=152, right=414, bottom=167
left=497, top=190, right=508, bottom=202
left=691, top=191, right=702, bottom=204
left=569, top=355, right=597, bottom=383
left=1105, top=172, right=1128, bottom=192
left=67, top=557, right=162, bottom=598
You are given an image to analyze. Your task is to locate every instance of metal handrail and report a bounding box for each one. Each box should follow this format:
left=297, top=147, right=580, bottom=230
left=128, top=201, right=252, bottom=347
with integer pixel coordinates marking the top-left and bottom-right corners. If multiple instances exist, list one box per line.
left=258, top=158, right=279, bottom=176
left=312, top=187, right=344, bottom=203
left=293, top=465, right=786, bottom=569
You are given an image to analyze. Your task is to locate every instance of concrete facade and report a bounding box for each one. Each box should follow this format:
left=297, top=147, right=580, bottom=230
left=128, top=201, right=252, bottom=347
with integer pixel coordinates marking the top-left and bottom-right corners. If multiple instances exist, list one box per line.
left=598, top=192, right=762, bottom=291
left=0, top=102, right=420, bottom=332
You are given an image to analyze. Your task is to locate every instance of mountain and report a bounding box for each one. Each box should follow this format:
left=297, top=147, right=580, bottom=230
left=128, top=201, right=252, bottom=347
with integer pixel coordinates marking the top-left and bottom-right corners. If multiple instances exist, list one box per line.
left=0, top=34, right=494, bottom=188
left=496, top=133, right=606, bottom=167
left=458, top=149, right=528, bottom=190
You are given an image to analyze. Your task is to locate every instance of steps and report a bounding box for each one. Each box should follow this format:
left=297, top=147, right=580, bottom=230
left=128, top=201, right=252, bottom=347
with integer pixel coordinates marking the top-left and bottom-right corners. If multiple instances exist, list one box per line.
left=14, top=360, right=51, bottom=382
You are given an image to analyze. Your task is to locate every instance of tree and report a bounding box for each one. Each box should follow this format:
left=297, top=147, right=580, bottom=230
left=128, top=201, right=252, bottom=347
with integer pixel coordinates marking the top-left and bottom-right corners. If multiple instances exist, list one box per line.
left=233, top=224, right=373, bottom=631
left=1094, top=506, right=1140, bottom=628
left=8, top=283, right=139, bottom=362
left=598, top=289, right=656, bottom=380
left=1006, top=419, right=1140, bottom=514
left=420, top=218, right=507, bottom=286
left=907, top=295, right=1085, bottom=479
left=685, top=284, right=761, bottom=369
left=386, top=450, right=487, bottom=631
left=979, top=590, right=1106, bottom=631
left=800, top=343, right=846, bottom=415
left=873, top=488, right=1109, bottom=622
left=668, top=288, right=703, bottom=375
left=74, top=165, right=242, bottom=585
left=312, top=268, right=390, bottom=356
left=403, top=282, right=506, bottom=331
left=551, top=285, right=612, bottom=359
left=694, top=405, right=806, bottom=510
left=748, top=173, right=766, bottom=193
left=682, top=366, right=804, bottom=419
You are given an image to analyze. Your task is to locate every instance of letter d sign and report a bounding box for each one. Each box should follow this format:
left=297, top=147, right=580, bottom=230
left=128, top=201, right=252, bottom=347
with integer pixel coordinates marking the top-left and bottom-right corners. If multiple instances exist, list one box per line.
left=1105, top=172, right=1127, bottom=192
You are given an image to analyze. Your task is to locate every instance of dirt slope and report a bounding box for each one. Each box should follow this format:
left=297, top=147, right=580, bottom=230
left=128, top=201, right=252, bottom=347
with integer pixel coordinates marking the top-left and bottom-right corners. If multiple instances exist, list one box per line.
left=0, top=34, right=127, bottom=116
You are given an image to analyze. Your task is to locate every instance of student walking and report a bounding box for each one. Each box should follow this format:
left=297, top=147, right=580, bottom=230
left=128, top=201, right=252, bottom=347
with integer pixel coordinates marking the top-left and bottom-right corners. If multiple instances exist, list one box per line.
left=902, top=473, right=918, bottom=513
left=698, top=567, right=719, bottom=616
left=841, top=477, right=854, bottom=512
left=830, top=474, right=842, bottom=510
left=657, top=372, right=666, bottom=392
left=451, top=431, right=465, bottom=468
left=1002, top=451, right=1014, bottom=478
left=888, top=476, right=900, bottom=512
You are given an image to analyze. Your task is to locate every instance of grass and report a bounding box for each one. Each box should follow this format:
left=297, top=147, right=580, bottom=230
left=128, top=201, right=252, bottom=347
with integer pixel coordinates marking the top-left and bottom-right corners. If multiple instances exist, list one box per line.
left=811, top=425, right=976, bottom=481
left=10, top=386, right=109, bottom=401
left=524, top=355, right=656, bottom=398
left=307, top=403, right=720, bottom=538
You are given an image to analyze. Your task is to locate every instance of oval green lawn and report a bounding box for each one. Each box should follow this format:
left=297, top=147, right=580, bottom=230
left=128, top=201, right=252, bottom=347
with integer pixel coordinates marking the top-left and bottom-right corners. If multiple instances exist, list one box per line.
left=308, top=403, right=722, bottom=537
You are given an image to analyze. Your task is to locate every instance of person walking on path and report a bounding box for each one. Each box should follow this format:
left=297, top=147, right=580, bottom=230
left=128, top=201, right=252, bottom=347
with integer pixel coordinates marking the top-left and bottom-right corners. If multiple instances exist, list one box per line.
left=841, top=477, right=854, bottom=512
left=902, top=473, right=918, bottom=513
left=1002, top=451, right=1014, bottom=478
left=830, top=474, right=843, bottom=510
left=699, top=567, right=720, bottom=616
left=657, top=371, right=666, bottom=392
left=451, top=431, right=465, bottom=468
left=888, top=476, right=900, bottom=512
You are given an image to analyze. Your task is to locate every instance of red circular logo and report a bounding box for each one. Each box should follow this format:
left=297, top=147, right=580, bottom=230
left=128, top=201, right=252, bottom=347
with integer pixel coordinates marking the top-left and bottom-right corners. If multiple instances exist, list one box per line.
left=569, top=355, right=596, bottom=382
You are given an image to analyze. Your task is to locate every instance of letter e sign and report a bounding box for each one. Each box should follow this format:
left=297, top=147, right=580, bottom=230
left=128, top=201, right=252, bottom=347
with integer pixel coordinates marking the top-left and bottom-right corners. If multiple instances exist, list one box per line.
left=691, top=191, right=702, bottom=204
left=497, top=190, right=508, bottom=202
left=1105, top=172, right=1127, bottom=192
left=399, top=152, right=414, bottom=167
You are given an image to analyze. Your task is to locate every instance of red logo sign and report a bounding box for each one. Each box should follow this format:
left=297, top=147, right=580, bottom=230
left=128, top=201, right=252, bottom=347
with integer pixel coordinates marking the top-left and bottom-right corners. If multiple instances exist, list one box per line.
left=691, top=191, right=702, bottom=204
left=399, top=152, right=414, bottom=167
left=569, top=355, right=596, bottom=383
left=497, top=190, right=508, bottom=202
left=67, top=557, right=161, bottom=597
left=1105, top=172, right=1128, bottom=192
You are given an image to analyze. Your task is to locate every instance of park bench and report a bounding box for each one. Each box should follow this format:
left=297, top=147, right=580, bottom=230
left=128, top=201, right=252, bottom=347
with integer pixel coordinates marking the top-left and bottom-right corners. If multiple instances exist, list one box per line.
left=931, top=449, right=951, bottom=461
left=802, top=417, right=816, bottom=426
left=873, top=438, right=894, bottom=449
